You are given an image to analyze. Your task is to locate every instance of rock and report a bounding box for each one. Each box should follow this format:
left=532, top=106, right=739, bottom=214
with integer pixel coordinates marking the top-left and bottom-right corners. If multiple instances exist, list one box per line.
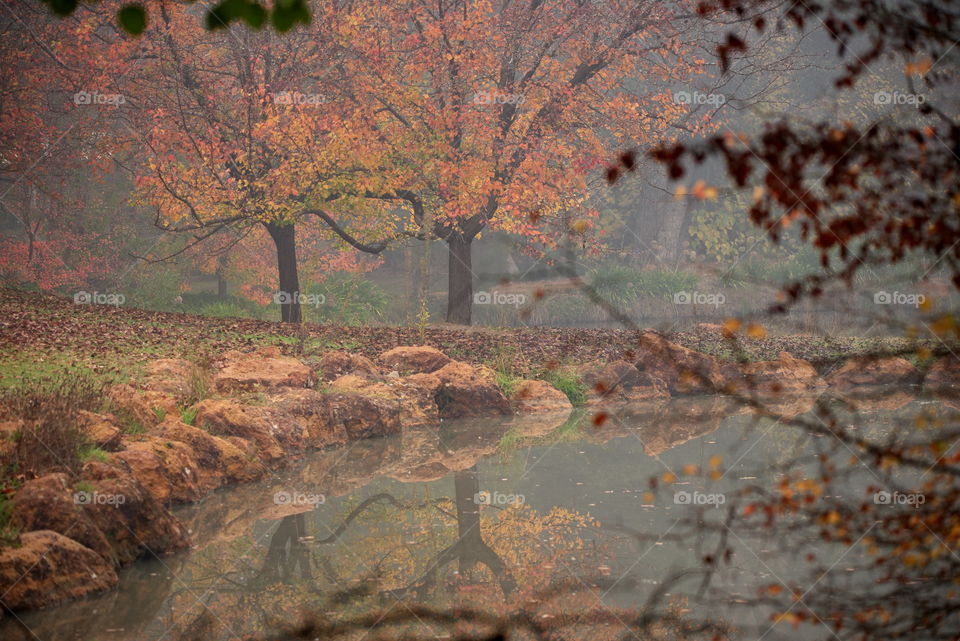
left=105, top=384, right=178, bottom=429
left=79, top=462, right=189, bottom=564
left=213, top=347, right=314, bottom=392
left=157, top=418, right=266, bottom=489
left=317, top=351, right=380, bottom=382
left=192, top=399, right=287, bottom=463
left=379, top=346, right=451, bottom=374
left=733, top=352, right=826, bottom=397
left=826, top=356, right=919, bottom=388
left=330, top=375, right=439, bottom=427
left=268, top=389, right=348, bottom=449
left=76, top=410, right=123, bottom=451
left=509, top=380, right=573, bottom=413
left=0, top=530, right=118, bottom=611
left=327, top=392, right=402, bottom=439
left=635, top=332, right=725, bottom=395
left=9, top=474, right=114, bottom=562
left=113, top=436, right=203, bottom=504
left=421, top=361, right=512, bottom=419
left=143, top=358, right=196, bottom=400
left=924, top=356, right=960, bottom=390
left=579, top=361, right=669, bottom=405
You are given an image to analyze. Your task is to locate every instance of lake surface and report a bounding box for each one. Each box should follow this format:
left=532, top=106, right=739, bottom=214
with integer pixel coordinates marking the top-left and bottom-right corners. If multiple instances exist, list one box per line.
left=2, top=392, right=944, bottom=641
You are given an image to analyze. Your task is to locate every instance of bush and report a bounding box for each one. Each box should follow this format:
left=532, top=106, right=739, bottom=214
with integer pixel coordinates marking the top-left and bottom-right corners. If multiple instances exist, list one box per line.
left=0, top=374, right=103, bottom=475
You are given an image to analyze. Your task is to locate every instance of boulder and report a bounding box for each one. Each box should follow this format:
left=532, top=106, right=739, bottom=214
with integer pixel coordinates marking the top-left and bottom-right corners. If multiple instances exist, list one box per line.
left=9, top=474, right=114, bottom=562
left=113, top=437, right=203, bottom=504
left=105, top=384, right=178, bottom=429
left=0, top=530, right=118, bottom=611
left=826, top=356, right=919, bottom=388
left=427, top=361, right=512, bottom=419
left=213, top=346, right=314, bottom=392
left=509, top=380, right=573, bottom=413
left=327, top=392, right=402, bottom=439
left=317, top=351, right=380, bottom=382
left=579, top=361, right=669, bottom=405
left=157, top=418, right=266, bottom=489
left=733, top=352, right=826, bottom=397
left=79, top=461, right=190, bottom=564
left=379, top=346, right=451, bottom=375
left=143, top=358, right=196, bottom=400
left=268, top=389, right=348, bottom=449
left=76, top=410, right=123, bottom=451
left=330, top=374, right=439, bottom=427
left=192, top=399, right=286, bottom=463
left=635, top=332, right=725, bottom=395
left=924, top=356, right=960, bottom=390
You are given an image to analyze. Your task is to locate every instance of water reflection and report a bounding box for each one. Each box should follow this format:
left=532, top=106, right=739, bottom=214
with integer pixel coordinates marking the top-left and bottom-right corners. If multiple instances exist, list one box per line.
left=3, top=392, right=950, bottom=641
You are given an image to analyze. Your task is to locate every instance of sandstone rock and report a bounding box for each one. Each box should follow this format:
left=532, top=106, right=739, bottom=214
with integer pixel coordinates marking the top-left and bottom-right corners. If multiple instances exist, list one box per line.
left=327, top=392, right=402, bottom=439
left=379, top=345, right=451, bottom=374
left=76, top=410, right=123, bottom=451
left=10, top=474, right=114, bottom=562
left=105, top=384, right=178, bottom=429
left=330, top=374, right=439, bottom=427
left=826, top=356, right=919, bottom=388
left=192, top=399, right=287, bottom=463
left=0, top=530, right=118, bottom=611
left=157, top=418, right=265, bottom=489
left=317, top=351, right=380, bottom=382
left=79, top=461, right=189, bottom=564
left=924, top=356, right=960, bottom=390
left=428, top=361, right=511, bottom=419
left=113, top=437, right=202, bottom=504
left=635, top=332, right=725, bottom=395
left=509, top=379, right=573, bottom=413
left=143, top=358, right=195, bottom=400
left=733, top=352, right=826, bottom=397
left=579, top=361, right=669, bottom=405
left=213, top=347, right=314, bottom=392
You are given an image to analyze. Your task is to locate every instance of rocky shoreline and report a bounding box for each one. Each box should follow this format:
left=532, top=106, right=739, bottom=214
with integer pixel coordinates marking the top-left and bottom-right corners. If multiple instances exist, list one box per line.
left=1, top=334, right=957, bottom=613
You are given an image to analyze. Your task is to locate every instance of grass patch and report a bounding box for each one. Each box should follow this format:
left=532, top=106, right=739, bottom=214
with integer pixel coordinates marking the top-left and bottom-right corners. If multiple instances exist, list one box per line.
left=79, top=445, right=110, bottom=463
left=536, top=368, right=587, bottom=406
left=180, top=406, right=199, bottom=425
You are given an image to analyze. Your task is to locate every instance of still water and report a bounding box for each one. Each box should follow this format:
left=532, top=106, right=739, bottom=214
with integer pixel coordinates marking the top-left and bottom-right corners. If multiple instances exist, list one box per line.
left=2, top=393, right=941, bottom=641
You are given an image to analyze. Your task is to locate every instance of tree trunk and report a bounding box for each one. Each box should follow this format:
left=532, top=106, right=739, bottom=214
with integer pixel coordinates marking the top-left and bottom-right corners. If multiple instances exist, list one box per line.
left=266, top=222, right=302, bottom=324
left=445, top=235, right=474, bottom=325
left=216, top=255, right=227, bottom=299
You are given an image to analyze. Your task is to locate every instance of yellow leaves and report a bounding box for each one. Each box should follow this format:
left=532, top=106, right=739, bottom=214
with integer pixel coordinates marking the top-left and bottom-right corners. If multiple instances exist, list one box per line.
left=674, top=185, right=687, bottom=200
left=904, top=58, right=933, bottom=75
left=918, top=296, right=934, bottom=312
left=708, top=454, right=723, bottom=469
left=746, top=323, right=767, bottom=338
left=682, top=464, right=699, bottom=476
left=930, top=313, right=955, bottom=337
left=691, top=179, right=718, bottom=200
left=662, top=472, right=677, bottom=484
left=570, top=219, right=589, bottom=234
left=723, top=318, right=741, bottom=334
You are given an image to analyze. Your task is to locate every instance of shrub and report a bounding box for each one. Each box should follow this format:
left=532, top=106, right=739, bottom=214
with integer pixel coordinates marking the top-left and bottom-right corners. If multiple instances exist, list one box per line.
left=304, top=274, right=389, bottom=325
left=0, top=374, right=103, bottom=475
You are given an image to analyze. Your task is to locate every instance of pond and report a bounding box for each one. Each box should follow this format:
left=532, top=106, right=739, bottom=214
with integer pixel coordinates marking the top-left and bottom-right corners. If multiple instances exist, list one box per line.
left=2, top=392, right=941, bottom=641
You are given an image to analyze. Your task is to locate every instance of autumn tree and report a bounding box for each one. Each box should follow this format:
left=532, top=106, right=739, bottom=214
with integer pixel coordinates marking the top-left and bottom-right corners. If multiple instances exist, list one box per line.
left=322, top=0, right=713, bottom=324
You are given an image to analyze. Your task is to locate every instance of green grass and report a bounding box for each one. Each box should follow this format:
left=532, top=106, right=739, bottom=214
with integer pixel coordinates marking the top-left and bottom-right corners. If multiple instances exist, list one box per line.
left=180, top=406, right=199, bottom=425
left=494, top=370, right=520, bottom=398
left=79, top=445, right=110, bottom=463
left=537, top=368, right=587, bottom=406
